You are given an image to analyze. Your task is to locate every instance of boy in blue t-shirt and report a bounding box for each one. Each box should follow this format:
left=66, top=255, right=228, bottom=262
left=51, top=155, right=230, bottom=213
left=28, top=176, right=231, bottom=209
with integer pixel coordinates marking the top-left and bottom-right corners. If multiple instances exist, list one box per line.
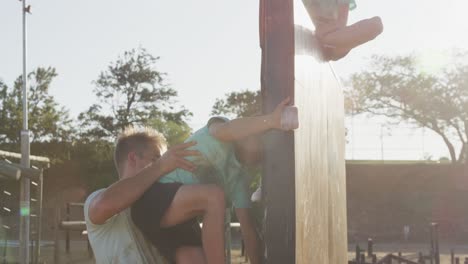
left=159, top=116, right=253, bottom=209
left=132, top=97, right=293, bottom=264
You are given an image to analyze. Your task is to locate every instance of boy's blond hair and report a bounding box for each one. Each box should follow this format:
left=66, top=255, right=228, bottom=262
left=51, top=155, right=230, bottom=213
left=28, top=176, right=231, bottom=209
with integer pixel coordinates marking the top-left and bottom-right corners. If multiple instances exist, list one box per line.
left=114, top=126, right=167, bottom=176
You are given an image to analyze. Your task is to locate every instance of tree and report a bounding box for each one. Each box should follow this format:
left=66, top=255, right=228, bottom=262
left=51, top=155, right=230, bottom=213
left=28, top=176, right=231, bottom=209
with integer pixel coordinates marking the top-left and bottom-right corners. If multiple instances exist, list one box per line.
left=78, top=47, right=192, bottom=140
left=0, top=80, right=8, bottom=134
left=149, top=119, right=191, bottom=146
left=347, top=54, right=467, bottom=163
left=0, top=67, right=73, bottom=145
left=211, top=90, right=261, bottom=118
left=71, top=139, right=117, bottom=191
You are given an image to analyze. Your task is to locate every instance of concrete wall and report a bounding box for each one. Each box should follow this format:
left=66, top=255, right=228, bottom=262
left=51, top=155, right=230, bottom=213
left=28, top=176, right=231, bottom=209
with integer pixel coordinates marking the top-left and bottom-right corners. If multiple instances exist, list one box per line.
left=347, top=163, right=468, bottom=242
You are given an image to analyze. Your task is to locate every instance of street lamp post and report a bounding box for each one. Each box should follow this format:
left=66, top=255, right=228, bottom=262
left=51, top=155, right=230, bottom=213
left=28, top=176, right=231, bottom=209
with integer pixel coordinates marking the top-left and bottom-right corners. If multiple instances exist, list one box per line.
left=19, top=0, right=31, bottom=263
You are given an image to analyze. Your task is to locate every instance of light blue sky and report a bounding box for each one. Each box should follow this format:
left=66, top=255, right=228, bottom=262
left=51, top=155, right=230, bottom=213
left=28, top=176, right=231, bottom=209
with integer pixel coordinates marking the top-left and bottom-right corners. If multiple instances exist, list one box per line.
left=1, top=0, right=467, bottom=160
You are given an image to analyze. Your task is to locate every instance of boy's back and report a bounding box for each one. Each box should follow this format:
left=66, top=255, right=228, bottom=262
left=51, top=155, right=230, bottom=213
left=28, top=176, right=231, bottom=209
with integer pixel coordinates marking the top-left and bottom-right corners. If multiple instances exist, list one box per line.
left=159, top=117, right=251, bottom=208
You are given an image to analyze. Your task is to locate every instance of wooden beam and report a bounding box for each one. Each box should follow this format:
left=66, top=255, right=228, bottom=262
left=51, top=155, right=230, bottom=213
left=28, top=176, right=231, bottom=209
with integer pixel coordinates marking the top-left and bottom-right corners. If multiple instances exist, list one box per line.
left=0, top=150, right=50, bottom=165
left=261, top=0, right=296, bottom=263
left=0, top=161, right=21, bottom=180
left=293, top=12, right=348, bottom=264
left=294, top=25, right=320, bottom=56
left=0, top=161, right=41, bottom=179
left=59, top=221, right=87, bottom=231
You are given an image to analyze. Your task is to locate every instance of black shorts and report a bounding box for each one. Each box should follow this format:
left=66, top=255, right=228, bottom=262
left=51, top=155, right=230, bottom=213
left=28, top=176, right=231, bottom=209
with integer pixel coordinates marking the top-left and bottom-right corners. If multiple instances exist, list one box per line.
left=131, top=182, right=202, bottom=263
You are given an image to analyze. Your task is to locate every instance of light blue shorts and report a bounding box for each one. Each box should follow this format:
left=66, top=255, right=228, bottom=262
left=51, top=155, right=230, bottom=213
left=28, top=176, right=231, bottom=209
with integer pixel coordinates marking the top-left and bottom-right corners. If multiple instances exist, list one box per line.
left=302, top=0, right=356, bottom=20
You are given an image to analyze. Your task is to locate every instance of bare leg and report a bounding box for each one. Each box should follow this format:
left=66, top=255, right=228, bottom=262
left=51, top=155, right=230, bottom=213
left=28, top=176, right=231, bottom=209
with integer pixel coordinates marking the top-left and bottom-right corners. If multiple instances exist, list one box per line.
left=175, top=246, right=206, bottom=264
left=160, top=184, right=226, bottom=264
left=311, top=3, right=383, bottom=61
left=320, top=16, right=383, bottom=52
left=236, top=208, right=261, bottom=264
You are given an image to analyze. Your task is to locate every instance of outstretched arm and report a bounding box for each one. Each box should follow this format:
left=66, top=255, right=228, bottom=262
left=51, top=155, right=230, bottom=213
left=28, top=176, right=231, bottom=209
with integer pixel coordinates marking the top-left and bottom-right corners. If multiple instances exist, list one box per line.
left=88, top=142, right=200, bottom=225
left=209, top=97, right=290, bottom=142
left=236, top=208, right=261, bottom=264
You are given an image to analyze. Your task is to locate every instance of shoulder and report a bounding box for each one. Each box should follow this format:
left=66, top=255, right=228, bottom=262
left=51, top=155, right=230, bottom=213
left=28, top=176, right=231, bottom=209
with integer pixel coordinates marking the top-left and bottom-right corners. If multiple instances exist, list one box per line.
left=84, top=189, right=106, bottom=227
left=84, top=189, right=105, bottom=212
left=187, top=117, right=228, bottom=141
left=206, top=116, right=230, bottom=139
left=85, top=189, right=105, bottom=204
left=207, top=116, right=229, bottom=128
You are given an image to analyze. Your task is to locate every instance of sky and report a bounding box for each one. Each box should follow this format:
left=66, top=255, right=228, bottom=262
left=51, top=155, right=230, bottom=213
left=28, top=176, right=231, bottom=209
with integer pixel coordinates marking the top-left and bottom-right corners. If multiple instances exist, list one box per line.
left=1, top=0, right=467, bottom=160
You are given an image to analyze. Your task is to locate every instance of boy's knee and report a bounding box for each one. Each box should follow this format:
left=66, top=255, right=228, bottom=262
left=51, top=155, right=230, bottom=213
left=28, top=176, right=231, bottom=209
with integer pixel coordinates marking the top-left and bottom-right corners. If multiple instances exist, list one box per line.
left=175, top=247, right=205, bottom=264
left=204, top=185, right=225, bottom=208
left=370, top=16, right=383, bottom=35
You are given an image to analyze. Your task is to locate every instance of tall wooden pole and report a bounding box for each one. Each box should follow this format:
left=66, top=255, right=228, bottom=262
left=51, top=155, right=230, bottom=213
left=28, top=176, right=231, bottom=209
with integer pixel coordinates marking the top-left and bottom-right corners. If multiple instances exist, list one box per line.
left=260, top=0, right=296, bottom=263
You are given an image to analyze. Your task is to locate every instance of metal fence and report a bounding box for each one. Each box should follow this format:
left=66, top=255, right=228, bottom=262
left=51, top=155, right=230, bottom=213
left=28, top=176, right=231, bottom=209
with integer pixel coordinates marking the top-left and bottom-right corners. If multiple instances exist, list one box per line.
left=0, top=150, right=49, bottom=264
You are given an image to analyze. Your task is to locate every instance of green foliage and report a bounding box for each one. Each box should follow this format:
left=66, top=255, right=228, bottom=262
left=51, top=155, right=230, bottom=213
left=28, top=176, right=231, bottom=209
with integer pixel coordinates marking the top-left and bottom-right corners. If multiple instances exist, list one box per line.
left=348, top=54, right=468, bottom=163
left=0, top=68, right=112, bottom=192
left=0, top=48, right=195, bottom=193
left=0, top=67, right=73, bottom=146
left=149, top=119, right=191, bottom=146
left=211, top=90, right=261, bottom=118
left=75, top=48, right=193, bottom=190
left=78, top=47, right=192, bottom=140
left=71, top=140, right=117, bottom=191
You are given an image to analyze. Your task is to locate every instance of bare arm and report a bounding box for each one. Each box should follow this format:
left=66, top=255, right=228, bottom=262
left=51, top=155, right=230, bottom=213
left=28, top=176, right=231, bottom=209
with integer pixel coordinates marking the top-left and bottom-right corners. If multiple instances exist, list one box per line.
left=209, top=97, right=290, bottom=142
left=236, top=208, right=261, bottom=264
left=88, top=142, right=199, bottom=225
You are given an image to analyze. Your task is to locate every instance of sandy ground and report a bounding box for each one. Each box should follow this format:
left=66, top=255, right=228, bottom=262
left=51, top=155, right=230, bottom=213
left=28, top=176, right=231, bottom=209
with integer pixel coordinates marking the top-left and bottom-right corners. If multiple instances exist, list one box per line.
left=348, top=242, right=468, bottom=264
left=1, top=240, right=250, bottom=264
left=3, top=240, right=468, bottom=263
